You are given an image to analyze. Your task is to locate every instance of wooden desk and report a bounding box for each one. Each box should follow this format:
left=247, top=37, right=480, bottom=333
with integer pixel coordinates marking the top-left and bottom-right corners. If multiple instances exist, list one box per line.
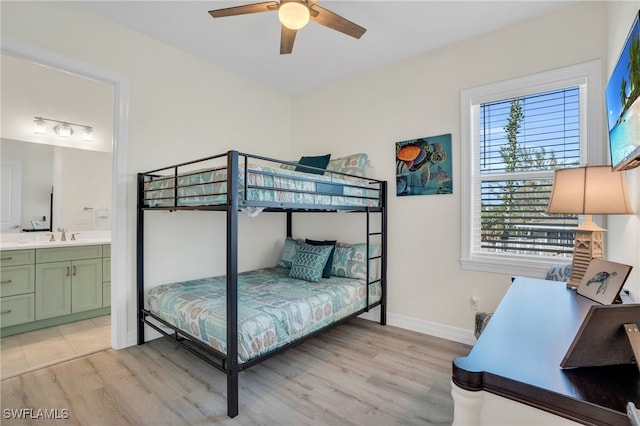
left=452, top=277, right=640, bottom=426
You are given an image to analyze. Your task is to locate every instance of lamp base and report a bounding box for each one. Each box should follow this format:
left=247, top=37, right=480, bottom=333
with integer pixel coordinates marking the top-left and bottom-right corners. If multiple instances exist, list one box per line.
left=567, top=227, right=605, bottom=289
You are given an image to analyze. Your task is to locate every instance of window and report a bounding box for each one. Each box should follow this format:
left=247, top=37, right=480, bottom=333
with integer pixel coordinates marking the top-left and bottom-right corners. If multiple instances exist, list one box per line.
left=461, top=60, right=603, bottom=277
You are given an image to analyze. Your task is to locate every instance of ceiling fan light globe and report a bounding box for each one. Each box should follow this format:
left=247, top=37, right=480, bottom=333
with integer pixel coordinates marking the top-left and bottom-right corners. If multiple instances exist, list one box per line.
left=279, top=2, right=309, bottom=30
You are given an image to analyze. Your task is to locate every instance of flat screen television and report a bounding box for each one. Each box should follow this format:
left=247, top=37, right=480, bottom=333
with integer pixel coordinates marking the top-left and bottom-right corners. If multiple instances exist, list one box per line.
left=606, top=10, right=640, bottom=171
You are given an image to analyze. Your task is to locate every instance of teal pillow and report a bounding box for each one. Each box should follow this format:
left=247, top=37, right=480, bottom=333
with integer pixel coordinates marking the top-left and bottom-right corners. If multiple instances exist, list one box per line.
left=289, top=243, right=333, bottom=282
left=330, top=242, right=380, bottom=280
left=305, top=239, right=336, bottom=278
left=278, top=237, right=304, bottom=268
left=295, top=154, right=331, bottom=175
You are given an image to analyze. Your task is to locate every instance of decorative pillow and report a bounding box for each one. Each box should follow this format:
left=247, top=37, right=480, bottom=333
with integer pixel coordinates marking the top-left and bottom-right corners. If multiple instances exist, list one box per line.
left=330, top=242, right=380, bottom=280
left=279, top=161, right=297, bottom=171
left=277, top=237, right=304, bottom=268
left=325, top=153, right=369, bottom=177
left=295, top=154, right=331, bottom=175
left=545, top=263, right=572, bottom=282
left=289, top=243, right=334, bottom=282
left=305, top=239, right=337, bottom=278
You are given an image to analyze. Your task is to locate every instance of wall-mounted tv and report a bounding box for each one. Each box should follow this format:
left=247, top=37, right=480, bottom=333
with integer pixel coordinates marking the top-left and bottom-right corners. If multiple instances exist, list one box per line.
left=606, top=10, right=640, bottom=171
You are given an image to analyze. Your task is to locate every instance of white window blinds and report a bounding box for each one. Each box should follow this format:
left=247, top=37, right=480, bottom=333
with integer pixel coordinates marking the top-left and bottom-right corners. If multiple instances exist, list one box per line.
left=478, top=88, right=580, bottom=256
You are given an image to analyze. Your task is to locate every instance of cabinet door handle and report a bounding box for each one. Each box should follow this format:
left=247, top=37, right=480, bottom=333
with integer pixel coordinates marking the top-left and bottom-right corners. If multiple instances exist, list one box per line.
left=73, top=265, right=77, bottom=276
left=66, top=266, right=70, bottom=277
left=0, top=309, right=12, bottom=315
left=0, top=280, right=12, bottom=284
left=0, top=257, right=12, bottom=261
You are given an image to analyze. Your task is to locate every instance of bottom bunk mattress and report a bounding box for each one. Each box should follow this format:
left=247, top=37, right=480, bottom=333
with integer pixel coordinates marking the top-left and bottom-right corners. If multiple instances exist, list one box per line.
left=147, top=267, right=381, bottom=364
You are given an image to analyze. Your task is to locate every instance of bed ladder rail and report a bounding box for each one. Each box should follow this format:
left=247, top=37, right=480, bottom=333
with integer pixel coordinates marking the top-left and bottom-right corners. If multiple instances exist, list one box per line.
left=365, top=181, right=386, bottom=325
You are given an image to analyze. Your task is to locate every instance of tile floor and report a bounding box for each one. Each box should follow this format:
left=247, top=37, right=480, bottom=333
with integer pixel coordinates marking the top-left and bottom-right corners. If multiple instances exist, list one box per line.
left=0, top=315, right=110, bottom=380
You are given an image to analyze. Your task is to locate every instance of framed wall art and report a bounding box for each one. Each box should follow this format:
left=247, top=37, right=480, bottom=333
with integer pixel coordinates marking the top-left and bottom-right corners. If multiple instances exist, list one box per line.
left=396, top=133, right=452, bottom=196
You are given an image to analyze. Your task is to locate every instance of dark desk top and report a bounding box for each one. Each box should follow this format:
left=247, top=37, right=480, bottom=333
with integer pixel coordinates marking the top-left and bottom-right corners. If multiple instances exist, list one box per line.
left=452, top=277, right=640, bottom=426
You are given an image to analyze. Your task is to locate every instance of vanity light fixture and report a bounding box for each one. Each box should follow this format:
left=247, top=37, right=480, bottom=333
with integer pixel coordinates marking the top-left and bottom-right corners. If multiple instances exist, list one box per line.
left=82, top=126, right=93, bottom=142
left=54, top=122, right=73, bottom=138
left=33, top=116, right=94, bottom=142
left=33, top=117, right=47, bottom=134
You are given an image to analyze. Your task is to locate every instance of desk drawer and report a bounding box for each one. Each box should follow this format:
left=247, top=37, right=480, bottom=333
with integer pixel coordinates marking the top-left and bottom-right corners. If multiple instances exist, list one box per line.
left=0, top=265, right=35, bottom=297
left=0, top=250, right=35, bottom=267
left=0, top=294, right=35, bottom=327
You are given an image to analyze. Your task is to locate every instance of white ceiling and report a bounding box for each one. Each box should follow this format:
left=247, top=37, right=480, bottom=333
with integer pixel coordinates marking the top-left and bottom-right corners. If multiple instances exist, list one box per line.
left=78, top=0, right=576, bottom=95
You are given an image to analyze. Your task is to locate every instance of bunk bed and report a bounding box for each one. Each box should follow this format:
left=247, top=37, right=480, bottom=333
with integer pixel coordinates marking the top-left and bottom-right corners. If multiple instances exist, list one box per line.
left=137, top=150, right=387, bottom=418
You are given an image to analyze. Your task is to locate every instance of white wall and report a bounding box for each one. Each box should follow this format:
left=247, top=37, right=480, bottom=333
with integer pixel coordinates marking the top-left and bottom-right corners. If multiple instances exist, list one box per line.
left=291, top=1, right=614, bottom=335
left=1, top=1, right=292, bottom=344
left=605, top=1, right=640, bottom=301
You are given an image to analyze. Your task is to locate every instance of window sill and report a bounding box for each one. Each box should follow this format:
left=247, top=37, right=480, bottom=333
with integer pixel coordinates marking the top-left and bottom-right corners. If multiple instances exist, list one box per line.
left=460, top=254, right=571, bottom=279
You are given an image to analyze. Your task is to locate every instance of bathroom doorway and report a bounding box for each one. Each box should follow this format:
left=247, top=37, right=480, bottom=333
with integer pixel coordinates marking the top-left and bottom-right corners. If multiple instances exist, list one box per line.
left=0, top=43, right=126, bottom=377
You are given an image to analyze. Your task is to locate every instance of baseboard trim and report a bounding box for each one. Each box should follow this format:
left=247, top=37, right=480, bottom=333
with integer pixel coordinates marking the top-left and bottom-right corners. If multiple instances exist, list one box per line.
left=359, top=308, right=476, bottom=346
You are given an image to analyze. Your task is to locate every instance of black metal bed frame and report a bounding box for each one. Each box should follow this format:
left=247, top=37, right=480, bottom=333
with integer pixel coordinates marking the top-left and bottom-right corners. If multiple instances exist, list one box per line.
left=136, top=150, right=387, bottom=418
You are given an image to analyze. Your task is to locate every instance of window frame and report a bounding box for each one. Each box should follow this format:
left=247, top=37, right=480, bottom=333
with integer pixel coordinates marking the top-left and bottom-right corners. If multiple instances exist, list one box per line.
left=460, top=60, right=604, bottom=277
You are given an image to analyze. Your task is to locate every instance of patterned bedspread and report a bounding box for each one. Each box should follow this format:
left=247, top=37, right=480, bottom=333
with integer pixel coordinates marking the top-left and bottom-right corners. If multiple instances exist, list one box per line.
left=147, top=267, right=381, bottom=363
left=142, top=164, right=380, bottom=208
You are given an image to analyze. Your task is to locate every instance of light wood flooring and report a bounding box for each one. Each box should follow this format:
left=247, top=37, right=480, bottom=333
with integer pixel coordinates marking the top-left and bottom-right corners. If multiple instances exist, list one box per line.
left=1, top=316, right=111, bottom=380
left=1, top=318, right=471, bottom=425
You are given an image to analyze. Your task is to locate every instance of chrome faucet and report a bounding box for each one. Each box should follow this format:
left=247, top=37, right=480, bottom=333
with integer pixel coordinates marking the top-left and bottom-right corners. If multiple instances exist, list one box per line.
left=57, top=227, right=67, bottom=241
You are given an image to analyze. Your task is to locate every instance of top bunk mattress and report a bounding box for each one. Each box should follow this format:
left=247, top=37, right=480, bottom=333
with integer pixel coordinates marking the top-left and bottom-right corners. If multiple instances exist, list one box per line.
left=147, top=267, right=382, bottom=364
left=141, top=160, right=381, bottom=210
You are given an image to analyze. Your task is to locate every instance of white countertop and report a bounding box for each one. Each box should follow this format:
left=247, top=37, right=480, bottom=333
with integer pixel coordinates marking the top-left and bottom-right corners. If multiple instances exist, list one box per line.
left=0, top=231, right=111, bottom=251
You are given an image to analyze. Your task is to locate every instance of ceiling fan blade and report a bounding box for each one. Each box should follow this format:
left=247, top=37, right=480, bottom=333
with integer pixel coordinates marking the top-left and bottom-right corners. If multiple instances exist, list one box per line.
left=208, top=1, right=278, bottom=18
left=309, top=5, right=366, bottom=39
left=280, top=25, right=297, bottom=54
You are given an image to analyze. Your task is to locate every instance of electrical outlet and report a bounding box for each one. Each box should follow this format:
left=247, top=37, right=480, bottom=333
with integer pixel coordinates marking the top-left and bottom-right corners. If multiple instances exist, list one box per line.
left=470, top=296, right=479, bottom=310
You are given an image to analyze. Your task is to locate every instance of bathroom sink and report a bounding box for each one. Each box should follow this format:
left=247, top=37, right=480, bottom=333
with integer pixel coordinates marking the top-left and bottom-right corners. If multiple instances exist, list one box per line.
left=0, top=231, right=110, bottom=250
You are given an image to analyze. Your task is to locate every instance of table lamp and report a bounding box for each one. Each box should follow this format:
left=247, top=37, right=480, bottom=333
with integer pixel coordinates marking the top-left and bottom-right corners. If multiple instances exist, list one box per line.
left=547, top=165, right=633, bottom=288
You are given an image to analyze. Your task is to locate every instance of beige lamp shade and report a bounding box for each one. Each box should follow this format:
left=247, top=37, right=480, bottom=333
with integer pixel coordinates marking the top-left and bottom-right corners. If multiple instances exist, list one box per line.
left=547, top=165, right=633, bottom=288
left=547, top=165, right=633, bottom=215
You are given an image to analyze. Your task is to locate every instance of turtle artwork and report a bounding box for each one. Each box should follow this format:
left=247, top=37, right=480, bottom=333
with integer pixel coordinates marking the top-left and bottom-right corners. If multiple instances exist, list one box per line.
left=577, top=258, right=633, bottom=305
left=396, top=133, right=452, bottom=196
left=585, top=270, right=618, bottom=295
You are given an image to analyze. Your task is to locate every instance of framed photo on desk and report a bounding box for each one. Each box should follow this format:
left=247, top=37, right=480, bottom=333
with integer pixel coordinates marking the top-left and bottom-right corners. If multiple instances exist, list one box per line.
left=577, top=258, right=632, bottom=305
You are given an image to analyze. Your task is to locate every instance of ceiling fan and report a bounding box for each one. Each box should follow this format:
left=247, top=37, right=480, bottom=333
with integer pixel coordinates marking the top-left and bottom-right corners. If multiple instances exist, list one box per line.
left=208, top=0, right=366, bottom=54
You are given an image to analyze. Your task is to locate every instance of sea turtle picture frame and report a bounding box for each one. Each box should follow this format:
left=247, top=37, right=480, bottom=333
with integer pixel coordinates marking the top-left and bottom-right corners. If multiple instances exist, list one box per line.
left=577, top=258, right=633, bottom=305
left=395, top=133, right=453, bottom=196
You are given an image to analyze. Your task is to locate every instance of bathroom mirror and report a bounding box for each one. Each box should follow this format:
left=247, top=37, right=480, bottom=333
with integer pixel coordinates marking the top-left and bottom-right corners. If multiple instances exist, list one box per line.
left=0, top=138, right=112, bottom=233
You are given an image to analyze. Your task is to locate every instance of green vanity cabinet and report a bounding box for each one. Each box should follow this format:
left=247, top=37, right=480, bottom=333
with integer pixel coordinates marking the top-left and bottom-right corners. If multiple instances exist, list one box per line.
left=1, top=244, right=110, bottom=337
left=0, top=294, right=35, bottom=328
left=35, top=258, right=102, bottom=319
left=71, top=258, right=103, bottom=313
left=0, top=250, right=36, bottom=327
left=35, top=246, right=103, bottom=318
left=34, top=261, right=72, bottom=319
left=103, top=244, right=111, bottom=307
